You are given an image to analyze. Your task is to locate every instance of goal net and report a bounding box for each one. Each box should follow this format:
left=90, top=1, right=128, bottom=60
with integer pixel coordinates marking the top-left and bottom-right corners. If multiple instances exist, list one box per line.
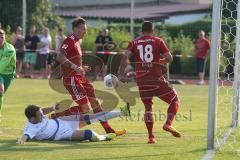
left=207, top=0, right=240, bottom=154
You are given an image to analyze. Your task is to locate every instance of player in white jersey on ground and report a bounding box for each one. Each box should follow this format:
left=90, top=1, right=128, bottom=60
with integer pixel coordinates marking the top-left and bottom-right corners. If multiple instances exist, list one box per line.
left=17, top=103, right=129, bottom=144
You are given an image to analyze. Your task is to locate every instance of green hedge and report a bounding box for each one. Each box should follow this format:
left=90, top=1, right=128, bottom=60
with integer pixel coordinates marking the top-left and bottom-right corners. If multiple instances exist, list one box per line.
left=5, top=19, right=236, bottom=77
left=156, top=20, right=212, bottom=39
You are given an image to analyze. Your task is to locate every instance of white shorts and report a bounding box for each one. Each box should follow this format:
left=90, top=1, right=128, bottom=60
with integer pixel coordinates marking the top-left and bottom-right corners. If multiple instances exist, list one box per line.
left=54, top=119, right=79, bottom=141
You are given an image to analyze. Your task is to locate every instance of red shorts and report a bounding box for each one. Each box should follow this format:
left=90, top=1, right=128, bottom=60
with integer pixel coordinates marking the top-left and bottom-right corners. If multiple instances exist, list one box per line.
left=63, top=75, right=96, bottom=105
left=137, top=77, right=178, bottom=105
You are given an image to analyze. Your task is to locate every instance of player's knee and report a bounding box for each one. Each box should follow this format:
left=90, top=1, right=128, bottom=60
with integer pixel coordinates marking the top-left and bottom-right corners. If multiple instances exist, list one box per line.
left=171, top=95, right=179, bottom=105
left=81, top=105, right=90, bottom=113
left=83, top=129, right=93, bottom=141
left=89, top=98, right=100, bottom=106
left=84, top=129, right=100, bottom=142
left=76, top=96, right=89, bottom=106
left=169, top=97, right=180, bottom=115
left=165, top=93, right=179, bottom=105
left=92, top=106, right=103, bottom=113
left=142, top=98, right=153, bottom=107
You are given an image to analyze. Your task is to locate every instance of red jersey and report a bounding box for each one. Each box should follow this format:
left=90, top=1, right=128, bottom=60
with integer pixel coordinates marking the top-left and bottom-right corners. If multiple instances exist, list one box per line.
left=194, top=38, right=211, bottom=58
left=61, top=34, right=82, bottom=77
left=127, top=35, right=169, bottom=81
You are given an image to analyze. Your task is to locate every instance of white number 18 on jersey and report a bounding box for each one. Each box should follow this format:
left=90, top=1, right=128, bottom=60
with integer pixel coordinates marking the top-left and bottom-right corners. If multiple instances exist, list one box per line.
left=137, top=44, right=153, bottom=63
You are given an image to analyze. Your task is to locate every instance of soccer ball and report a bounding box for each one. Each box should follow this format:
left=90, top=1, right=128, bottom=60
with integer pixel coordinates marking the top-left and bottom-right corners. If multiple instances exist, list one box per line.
left=104, top=74, right=118, bottom=89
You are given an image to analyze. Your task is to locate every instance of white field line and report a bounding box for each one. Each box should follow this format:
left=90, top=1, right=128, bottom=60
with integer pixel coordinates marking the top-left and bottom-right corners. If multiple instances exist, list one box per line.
left=201, top=127, right=236, bottom=160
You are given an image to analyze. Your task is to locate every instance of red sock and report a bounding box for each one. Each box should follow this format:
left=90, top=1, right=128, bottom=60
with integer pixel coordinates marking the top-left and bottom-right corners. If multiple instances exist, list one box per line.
left=100, top=121, right=115, bottom=133
left=166, top=101, right=179, bottom=125
left=159, top=92, right=179, bottom=126
left=144, top=105, right=154, bottom=139
left=93, top=107, right=115, bottom=133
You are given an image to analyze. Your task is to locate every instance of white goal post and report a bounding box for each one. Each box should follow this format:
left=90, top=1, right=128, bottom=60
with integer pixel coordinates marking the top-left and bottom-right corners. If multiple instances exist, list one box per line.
left=207, top=0, right=240, bottom=151
left=232, top=0, right=240, bottom=128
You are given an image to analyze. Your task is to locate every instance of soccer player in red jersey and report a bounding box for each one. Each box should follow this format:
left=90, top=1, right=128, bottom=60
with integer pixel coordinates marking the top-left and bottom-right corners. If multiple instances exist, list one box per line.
left=119, top=21, right=181, bottom=144
left=55, top=17, right=126, bottom=136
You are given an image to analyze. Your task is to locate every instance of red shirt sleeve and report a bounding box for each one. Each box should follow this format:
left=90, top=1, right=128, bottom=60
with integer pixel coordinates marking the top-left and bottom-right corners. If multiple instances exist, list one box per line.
left=205, top=39, right=211, bottom=50
left=159, top=39, right=170, bottom=54
left=61, top=38, right=74, bottom=55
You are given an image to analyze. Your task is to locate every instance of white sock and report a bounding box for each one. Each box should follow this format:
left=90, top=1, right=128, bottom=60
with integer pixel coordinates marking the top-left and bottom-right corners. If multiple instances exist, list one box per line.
left=58, top=111, right=122, bottom=124
left=90, top=111, right=122, bottom=123
left=90, top=131, right=106, bottom=141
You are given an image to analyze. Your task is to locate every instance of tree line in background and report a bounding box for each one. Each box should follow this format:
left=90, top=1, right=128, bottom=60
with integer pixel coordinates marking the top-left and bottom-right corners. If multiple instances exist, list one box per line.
left=0, top=0, right=64, bottom=33
left=0, top=0, right=237, bottom=76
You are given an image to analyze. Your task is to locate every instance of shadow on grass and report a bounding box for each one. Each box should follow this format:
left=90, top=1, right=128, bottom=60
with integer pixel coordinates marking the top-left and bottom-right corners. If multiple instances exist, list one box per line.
left=0, top=139, right=158, bottom=152
left=70, top=148, right=207, bottom=160
left=74, top=154, right=163, bottom=160
left=0, top=139, right=207, bottom=160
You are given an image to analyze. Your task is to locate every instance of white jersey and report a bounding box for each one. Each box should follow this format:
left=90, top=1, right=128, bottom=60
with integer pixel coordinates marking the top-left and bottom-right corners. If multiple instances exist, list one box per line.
left=23, top=112, right=79, bottom=141
left=24, top=115, right=58, bottom=140
left=39, top=35, right=52, bottom=54
left=55, top=35, right=66, bottom=54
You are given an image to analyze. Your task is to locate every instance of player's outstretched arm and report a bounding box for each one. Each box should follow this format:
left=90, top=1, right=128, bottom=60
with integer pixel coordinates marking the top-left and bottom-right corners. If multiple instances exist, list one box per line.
left=41, top=103, right=60, bottom=115
left=17, top=135, right=28, bottom=145
left=118, top=50, right=132, bottom=82
left=165, top=52, right=173, bottom=63
left=159, top=52, right=173, bottom=64
left=57, top=49, right=85, bottom=76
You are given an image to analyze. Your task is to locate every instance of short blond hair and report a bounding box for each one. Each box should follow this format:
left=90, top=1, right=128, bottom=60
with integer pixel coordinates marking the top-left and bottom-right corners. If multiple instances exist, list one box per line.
left=0, top=29, right=5, bottom=35
left=72, top=17, right=86, bottom=29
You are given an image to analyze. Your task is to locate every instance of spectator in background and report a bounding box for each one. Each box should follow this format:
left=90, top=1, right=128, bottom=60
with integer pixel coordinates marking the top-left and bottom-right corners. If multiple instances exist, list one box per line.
left=12, top=26, right=25, bottom=78
left=94, top=28, right=113, bottom=80
left=55, top=28, right=66, bottom=55
left=194, top=30, right=211, bottom=85
left=24, top=25, right=40, bottom=78
left=49, top=28, right=66, bottom=79
left=38, top=27, right=52, bottom=79
left=0, top=23, right=2, bottom=29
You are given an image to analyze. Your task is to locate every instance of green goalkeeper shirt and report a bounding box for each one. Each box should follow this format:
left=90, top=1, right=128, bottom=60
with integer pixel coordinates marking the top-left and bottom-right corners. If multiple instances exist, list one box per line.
left=0, top=42, right=16, bottom=75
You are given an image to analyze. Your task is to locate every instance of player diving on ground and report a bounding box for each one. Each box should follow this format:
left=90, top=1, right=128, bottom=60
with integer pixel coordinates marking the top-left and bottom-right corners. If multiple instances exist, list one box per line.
left=17, top=103, right=130, bottom=145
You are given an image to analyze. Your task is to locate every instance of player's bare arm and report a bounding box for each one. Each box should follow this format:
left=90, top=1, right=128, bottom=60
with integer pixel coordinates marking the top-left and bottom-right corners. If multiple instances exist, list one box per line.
left=37, top=41, right=42, bottom=50
left=41, top=103, right=60, bottom=115
left=82, top=65, right=91, bottom=72
left=57, top=49, right=85, bottom=76
left=159, top=52, right=173, bottom=64
left=17, top=134, right=28, bottom=145
left=118, top=50, right=132, bottom=82
left=205, top=49, right=210, bottom=59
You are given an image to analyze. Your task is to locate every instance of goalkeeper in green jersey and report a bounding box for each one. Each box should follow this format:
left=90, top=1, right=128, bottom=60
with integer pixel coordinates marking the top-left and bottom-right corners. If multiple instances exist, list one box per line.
left=0, top=29, right=16, bottom=116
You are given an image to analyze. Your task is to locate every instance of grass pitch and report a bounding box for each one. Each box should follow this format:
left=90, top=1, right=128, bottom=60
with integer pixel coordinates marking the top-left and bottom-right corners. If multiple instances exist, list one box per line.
left=0, top=79, right=239, bottom=160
